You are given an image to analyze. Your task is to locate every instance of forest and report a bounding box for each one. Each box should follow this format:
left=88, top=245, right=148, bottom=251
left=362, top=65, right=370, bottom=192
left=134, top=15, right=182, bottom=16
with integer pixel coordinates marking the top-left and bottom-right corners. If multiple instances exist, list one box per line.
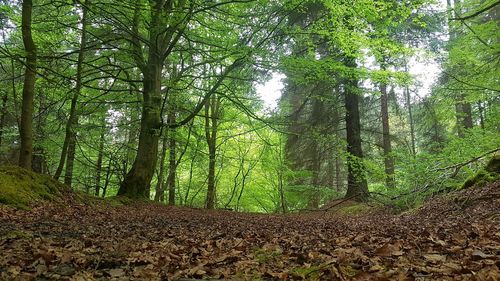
left=0, top=0, right=499, bottom=280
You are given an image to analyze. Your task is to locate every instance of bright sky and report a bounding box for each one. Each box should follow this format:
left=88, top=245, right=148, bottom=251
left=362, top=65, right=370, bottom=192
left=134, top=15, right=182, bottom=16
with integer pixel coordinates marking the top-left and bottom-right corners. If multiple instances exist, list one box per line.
left=255, top=58, right=441, bottom=109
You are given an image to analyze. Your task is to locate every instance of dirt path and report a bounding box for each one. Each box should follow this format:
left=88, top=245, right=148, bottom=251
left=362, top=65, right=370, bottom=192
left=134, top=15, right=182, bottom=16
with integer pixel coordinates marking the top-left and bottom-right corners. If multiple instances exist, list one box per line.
left=1, top=182, right=499, bottom=280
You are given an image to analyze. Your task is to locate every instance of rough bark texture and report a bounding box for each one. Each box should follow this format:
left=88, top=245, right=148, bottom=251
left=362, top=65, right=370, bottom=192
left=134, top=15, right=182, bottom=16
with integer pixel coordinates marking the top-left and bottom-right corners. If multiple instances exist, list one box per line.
left=19, top=0, right=37, bottom=169
left=380, top=81, right=395, bottom=189
left=344, top=60, right=369, bottom=201
left=118, top=64, right=162, bottom=199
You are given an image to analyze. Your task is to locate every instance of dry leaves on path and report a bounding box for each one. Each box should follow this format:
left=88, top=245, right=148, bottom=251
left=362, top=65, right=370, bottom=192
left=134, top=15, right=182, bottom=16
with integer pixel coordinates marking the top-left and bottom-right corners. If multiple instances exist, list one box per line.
left=0, top=181, right=499, bottom=280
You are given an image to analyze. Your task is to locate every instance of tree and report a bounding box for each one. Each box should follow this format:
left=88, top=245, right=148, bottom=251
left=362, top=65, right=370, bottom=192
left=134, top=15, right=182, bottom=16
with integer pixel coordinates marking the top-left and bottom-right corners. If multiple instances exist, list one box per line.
left=18, top=0, right=37, bottom=169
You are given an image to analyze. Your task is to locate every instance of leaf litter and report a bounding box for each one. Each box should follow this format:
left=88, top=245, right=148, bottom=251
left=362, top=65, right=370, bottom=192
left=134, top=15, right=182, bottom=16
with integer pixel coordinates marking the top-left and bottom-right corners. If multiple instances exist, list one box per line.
left=0, top=181, right=499, bottom=280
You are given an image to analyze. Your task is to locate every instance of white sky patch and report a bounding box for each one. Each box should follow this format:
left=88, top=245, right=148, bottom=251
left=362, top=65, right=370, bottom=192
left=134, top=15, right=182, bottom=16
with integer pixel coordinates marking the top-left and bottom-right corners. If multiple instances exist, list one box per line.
left=255, top=73, right=286, bottom=110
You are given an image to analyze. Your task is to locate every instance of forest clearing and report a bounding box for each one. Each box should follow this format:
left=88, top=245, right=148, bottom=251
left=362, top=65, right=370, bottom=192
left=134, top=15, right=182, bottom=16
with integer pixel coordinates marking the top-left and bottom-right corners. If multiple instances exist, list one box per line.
left=0, top=0, right=499, bottom=280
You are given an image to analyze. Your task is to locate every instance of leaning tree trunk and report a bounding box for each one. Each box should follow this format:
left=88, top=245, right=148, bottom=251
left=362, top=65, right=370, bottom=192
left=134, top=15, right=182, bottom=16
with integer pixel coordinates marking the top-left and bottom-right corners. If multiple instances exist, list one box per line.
left=344, top=60, right=369, bottom=201
left=54, top=0, right=89, bottom=180
left=19, top=0, right=37, bottom=170
left=380, top=79, right=395, bottom=189
left=118, top=63, right=162, bottom=199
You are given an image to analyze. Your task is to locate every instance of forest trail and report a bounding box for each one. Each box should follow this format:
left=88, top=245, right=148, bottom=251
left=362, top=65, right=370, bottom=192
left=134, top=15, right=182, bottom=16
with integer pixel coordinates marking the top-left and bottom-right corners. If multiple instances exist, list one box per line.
left=1, top=182, right=499, bottom=281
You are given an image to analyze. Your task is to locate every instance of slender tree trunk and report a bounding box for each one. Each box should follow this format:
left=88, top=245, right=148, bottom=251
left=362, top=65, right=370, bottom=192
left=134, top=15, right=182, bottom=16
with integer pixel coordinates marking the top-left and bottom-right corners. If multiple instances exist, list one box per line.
left=154, top=134, right=168, bottom=202
left=380, top=79, right=395, bottom=189
left=0, top=94, right=7, bottom=148
left=167, top=129, right=177, bottom=205
left=205, top=94, right=219, bottom=209
left=95, top=123, right=105, bottom=196
left=54, top=1, right=89, bottom=180
left=344, top=59, right=368, bottom=201
left=405, top=84, right=416, bottom=156
left=64, top=135, right=77, bottom=186
left=19, top=0, right=37, bottom=169
left=102, top=159, right=112, bottom=198
left=118, top=63, right=162, bottom=199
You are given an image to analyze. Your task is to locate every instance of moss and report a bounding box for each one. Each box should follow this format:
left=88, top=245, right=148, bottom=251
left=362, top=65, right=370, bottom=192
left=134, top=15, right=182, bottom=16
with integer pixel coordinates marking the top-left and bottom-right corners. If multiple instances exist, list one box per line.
left=462, top=156, right=500, bottom=189
left=337, top=204, right=372, bottom=215
left=0, top=166, right=68, bottom=209
left=291, top=265, right=322, bottom=280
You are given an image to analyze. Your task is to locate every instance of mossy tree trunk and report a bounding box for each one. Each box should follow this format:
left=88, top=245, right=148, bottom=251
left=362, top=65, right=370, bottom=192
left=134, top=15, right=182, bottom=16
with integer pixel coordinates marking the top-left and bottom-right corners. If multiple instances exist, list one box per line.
left=19, top=0, right=37, bottom=170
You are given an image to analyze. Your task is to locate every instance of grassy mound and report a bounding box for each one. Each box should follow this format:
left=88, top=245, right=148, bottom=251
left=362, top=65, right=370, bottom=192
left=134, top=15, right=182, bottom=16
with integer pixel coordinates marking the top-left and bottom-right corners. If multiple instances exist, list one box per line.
left=0, top=166, right=70, bottom=209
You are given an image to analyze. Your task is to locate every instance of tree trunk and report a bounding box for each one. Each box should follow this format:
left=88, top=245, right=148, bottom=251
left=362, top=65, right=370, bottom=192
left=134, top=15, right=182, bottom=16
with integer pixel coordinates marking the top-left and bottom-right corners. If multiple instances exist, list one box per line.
left=95, top=123, right=105, bottom=196
left=456, top=95, right=473, bottom=137
left=102, top=159, right=112, bottom=198
left=405, top=84, right=416, bottom=156
left=344, top=60, right=369, bottom=201
left=205, top=94, right=219, bottom=209
left=380, top=80, right=395, bottom=189
left=64, top=134, right=76, bottom=186
left=118, top=63, right=162, bottom=199
left=0, top=94, right=7, bottom=149
left=54, top=0, right=89, bottom=180
left=19, top=0, right=37, bottom=170
left=167, top=127, right=177, bottom=205
left=154, top=133, right=168, bottom=202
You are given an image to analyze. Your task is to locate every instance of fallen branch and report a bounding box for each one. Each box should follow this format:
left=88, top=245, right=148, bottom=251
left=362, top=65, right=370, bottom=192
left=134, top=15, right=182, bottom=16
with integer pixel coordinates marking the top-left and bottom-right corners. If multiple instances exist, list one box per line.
left=436, top=147, right=500, bottom=178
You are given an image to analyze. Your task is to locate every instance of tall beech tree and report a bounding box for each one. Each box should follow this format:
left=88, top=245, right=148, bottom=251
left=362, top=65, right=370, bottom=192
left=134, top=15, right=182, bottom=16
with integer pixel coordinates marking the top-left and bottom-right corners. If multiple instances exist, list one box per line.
left=18, top=0, right=37, bottom=169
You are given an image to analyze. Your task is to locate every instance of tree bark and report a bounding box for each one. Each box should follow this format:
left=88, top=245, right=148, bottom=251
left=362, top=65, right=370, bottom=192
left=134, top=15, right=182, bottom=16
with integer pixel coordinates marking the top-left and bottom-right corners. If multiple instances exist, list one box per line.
left=64, top=134, right=77, bottom=186
left=95, top=120, right=105, bottom=196
left=380, top=79, right=395, bottom=189
left=167, top=128, right=177, bottom=205
left=19, top=0, right=37, bottom=170
left=205, top=94, right=219, bottom=209
left=118, top=63, right=162, bottom=199
left=54, top=0, right=89, bottom=180
left=0, top=94, right=7, bottom=149
left=154, top=134, right=168, bottom=202
left=344, top=59, right=369, bottom=201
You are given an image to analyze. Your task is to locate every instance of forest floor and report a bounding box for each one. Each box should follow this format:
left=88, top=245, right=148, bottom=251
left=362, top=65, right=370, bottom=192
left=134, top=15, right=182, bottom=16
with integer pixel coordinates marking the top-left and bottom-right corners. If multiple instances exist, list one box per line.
left=0, top=182, right=499, bottom=281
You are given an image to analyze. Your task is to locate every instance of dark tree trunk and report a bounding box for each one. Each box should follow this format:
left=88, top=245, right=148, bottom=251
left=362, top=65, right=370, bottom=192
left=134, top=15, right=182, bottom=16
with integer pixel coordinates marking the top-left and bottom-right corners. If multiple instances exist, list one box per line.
left=0, top=94, right=7, bottom=149
left=205, top=94, right=219, bottom=209
left=64, top=134, right=77, bottom=186
left=456, top=95, right=473, bottom=137
left=54, top=0, right=89, bottom=180
left=19, top=0, right=37, bottom=170
left=95, top=123, right=105, bottom=196
left=118, top=64, right=162, bottom=199
left=344, top=60, right=368, bottom=201
left=102, top=159, right=112, bottom=198
left=380, top=80, right=395, bottom=189
left=154, top=134, right=168, bottom=202
left=167, top=128, right=177, bottom=205
left=405, top=84, right=416, bottom=156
